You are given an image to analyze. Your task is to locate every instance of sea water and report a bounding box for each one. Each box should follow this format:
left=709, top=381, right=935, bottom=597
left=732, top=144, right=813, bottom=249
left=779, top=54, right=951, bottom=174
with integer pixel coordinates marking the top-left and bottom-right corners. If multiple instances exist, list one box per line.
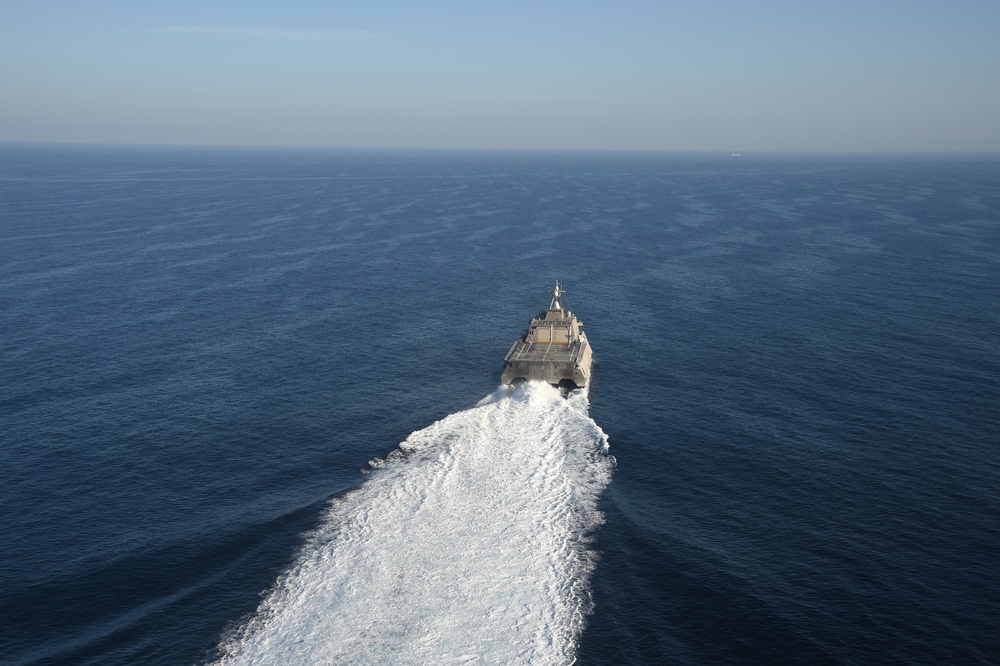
left=1, top=146, right=998, bottom=664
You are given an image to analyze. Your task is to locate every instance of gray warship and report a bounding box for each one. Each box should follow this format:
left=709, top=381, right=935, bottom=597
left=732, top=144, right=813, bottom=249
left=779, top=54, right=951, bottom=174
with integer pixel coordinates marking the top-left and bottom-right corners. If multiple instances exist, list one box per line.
left=501, top=280, right=593, bottom=390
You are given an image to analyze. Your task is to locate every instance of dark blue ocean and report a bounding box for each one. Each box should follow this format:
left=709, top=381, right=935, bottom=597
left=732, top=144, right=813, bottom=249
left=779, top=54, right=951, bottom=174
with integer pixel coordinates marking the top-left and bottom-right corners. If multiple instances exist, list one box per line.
left=1, top=145, right=998, bottom=665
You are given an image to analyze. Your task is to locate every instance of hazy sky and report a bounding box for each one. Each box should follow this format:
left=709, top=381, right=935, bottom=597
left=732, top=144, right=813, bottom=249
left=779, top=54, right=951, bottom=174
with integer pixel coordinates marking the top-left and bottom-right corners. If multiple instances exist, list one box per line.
left=2, top=0, right=998, bottom=152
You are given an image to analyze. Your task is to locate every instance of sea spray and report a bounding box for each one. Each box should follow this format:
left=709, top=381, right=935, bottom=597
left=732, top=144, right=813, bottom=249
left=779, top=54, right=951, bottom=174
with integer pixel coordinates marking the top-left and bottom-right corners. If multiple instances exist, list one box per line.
left=215, top=382, right=613, bottom=665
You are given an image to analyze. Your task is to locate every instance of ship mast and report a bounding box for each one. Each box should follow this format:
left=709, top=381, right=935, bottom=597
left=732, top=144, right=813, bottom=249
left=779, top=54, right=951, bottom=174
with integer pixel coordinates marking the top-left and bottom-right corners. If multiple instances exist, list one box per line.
left=548, top=280, right=565, bottom=313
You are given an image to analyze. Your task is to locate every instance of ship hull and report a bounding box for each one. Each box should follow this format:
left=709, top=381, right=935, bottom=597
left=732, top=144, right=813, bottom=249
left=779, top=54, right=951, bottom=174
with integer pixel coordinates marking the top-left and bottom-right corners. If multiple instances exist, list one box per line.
left=501, top=333, right=592, bottom=389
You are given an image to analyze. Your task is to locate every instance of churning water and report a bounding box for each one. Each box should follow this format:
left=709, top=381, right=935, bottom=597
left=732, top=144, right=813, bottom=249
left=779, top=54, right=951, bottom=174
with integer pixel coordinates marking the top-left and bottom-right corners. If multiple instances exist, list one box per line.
left=216, top=384, right=612, bottom=665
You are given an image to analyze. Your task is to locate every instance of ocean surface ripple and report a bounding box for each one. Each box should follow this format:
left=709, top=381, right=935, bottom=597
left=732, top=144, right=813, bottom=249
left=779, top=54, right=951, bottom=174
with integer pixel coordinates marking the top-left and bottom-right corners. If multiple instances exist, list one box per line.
left=1, top=147, right=998, bottom=665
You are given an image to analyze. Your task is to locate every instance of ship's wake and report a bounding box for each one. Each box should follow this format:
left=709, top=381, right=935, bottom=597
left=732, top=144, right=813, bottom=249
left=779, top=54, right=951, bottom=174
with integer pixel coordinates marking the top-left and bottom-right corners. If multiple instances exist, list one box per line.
left=214, top=382, right=613, bottom=665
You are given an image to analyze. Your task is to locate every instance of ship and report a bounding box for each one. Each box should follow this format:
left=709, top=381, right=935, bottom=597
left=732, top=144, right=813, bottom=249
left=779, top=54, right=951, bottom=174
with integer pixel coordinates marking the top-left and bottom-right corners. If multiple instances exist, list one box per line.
left=501, top=280, right=593, bottom=390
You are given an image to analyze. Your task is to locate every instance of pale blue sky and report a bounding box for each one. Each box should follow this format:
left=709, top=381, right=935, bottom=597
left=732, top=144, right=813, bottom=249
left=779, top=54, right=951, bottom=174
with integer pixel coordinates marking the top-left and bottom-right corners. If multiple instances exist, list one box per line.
left=2, top=0, right=998, bottom=152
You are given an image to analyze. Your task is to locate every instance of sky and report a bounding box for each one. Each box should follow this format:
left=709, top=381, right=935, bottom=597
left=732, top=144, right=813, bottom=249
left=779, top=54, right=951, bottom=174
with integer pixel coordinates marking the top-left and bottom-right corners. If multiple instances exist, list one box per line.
left=2, top=0, right=998, bottom=153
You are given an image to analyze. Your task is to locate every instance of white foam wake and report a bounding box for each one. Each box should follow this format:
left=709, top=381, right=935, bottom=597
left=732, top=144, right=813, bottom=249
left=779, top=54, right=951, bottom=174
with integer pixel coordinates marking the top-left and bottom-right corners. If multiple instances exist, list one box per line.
left=215, top=382, right=613, bottom=665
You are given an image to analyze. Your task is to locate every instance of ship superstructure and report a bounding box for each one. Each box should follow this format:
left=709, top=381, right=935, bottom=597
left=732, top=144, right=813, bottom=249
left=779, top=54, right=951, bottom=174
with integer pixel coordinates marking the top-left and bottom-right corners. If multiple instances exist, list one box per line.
left=501, top=280, right=593, bottom=390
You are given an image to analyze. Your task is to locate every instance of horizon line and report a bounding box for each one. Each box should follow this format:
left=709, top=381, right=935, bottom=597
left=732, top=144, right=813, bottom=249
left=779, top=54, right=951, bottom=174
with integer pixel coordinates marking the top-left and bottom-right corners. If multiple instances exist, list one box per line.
left=2, top=139, right=999, bottom=159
